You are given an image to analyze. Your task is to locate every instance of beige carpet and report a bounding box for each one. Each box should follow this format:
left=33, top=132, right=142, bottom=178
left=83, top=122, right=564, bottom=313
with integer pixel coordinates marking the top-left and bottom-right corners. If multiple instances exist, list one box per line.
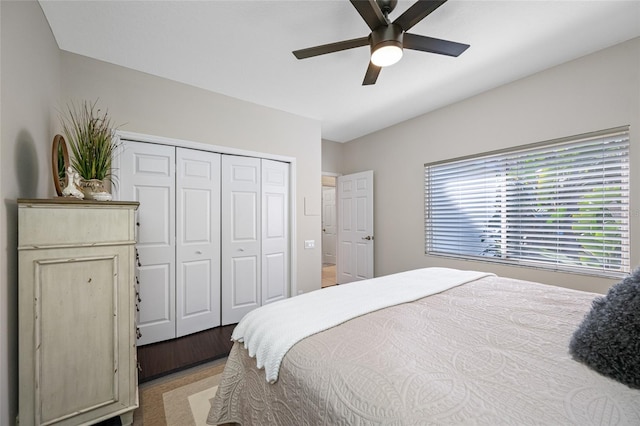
left=133, top=358, right=226, bottom=426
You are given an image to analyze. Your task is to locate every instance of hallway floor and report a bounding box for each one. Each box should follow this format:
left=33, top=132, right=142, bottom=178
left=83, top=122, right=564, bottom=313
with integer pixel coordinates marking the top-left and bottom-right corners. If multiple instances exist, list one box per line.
left=322, top=264, right=336, bottom=288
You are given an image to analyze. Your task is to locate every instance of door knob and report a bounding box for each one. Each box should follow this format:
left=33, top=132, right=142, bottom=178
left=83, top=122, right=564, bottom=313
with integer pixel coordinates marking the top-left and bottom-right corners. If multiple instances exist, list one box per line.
left=195, top=250, right=202, bottom=255
left=362, top=235, right=374, bottom=241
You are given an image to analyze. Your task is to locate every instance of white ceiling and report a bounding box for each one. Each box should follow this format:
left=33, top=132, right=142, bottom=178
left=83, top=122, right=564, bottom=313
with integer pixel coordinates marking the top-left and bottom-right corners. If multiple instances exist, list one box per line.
left=39, top=0, right=640, bottom=143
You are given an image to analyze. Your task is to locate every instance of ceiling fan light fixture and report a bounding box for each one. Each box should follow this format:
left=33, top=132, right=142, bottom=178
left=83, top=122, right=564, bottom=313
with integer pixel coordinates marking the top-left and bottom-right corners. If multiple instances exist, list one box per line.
left=369, top=24, right=404, bottom=67
left=371, top=42, right=403, bottom=67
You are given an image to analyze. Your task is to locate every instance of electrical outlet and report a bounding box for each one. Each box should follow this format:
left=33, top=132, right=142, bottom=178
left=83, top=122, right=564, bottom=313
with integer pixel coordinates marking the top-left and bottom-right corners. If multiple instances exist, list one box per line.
left=304, top=240, right=315, bottom=249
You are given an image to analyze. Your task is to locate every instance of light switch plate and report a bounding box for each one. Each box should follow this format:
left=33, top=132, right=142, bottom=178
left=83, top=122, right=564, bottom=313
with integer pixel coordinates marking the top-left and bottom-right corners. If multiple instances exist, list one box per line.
left=304, top=240, right=315, bottom=249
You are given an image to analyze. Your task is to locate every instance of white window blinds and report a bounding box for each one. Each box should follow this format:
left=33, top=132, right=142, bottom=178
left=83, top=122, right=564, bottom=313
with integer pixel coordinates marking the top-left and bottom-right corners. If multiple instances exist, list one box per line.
left=424, top=127, right=630, bottom=277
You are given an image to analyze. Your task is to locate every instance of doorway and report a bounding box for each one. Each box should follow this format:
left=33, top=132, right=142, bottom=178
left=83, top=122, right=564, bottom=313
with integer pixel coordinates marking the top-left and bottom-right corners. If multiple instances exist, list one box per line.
left=321, top=174, right=337, bottom=287
left=335, top=170, right=374, bottom=284
left=321, top=170, right=375, bottom=287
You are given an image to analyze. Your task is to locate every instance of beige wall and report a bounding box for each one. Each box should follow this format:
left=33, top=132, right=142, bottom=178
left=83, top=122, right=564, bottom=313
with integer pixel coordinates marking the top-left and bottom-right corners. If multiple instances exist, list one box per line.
left=1, top=2, right=322, bottom=422
left=1, top=2, right=62, bottom=424
left=0, top=4, right=3, bottom=421
left=321, top=139, right=344, bottom=175
left=342, top=37, right=640, bottom=294
left=60, top=51, right=323, bottom=298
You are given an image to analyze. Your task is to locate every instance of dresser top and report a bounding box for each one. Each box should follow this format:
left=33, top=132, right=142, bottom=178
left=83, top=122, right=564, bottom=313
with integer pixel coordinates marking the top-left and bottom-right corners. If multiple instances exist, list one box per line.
left=18, top=198, right=139, bottom=208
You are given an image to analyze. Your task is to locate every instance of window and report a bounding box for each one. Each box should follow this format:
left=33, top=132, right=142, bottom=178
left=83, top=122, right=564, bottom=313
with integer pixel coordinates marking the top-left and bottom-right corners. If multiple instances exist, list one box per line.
left=424, top=127, right=630, bottom=277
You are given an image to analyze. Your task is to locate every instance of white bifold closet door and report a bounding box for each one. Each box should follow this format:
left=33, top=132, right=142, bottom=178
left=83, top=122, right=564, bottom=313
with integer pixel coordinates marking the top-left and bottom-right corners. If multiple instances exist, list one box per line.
left=118, top=140, right=290, bottom=341
left=175, top=148, right=221, bottom=337
left=118, top=141, right=177, bottom=346
left=118, top=141, right=221, bottom=345
left=261, top=159, right=289, bottom=306
left=221, top=156, right=289, bottom=325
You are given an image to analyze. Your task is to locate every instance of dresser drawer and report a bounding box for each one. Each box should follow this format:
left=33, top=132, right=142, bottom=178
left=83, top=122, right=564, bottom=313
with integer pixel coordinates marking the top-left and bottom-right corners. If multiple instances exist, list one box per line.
left=18, top=199, right=138, bottom=248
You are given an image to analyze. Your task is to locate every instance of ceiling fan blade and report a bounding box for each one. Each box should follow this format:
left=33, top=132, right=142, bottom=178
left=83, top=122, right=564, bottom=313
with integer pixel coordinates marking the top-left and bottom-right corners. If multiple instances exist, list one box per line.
left=393, top=0, right=447, bottom=31
left=350, top=0, right=388, bottom=31
left=403, top=33, right=469, bottom=57
left=363, top=62, right=381, bottom=85
left=293, top=37, right=369, bottom=59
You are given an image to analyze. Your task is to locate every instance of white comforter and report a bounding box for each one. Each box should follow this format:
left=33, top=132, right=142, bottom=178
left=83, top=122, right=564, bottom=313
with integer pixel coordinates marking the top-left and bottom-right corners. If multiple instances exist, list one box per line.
left=232, top=267, right=494, bottom=382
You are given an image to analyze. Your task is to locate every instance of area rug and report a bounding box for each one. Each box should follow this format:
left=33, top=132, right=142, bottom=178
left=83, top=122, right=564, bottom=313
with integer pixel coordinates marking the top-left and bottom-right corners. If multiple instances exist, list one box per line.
left=133, top=358, right=226, bottom=426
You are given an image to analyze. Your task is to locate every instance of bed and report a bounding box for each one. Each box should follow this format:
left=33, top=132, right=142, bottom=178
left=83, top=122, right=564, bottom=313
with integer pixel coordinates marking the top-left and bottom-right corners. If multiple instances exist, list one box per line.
left=207, top=267, right=640, bottom=425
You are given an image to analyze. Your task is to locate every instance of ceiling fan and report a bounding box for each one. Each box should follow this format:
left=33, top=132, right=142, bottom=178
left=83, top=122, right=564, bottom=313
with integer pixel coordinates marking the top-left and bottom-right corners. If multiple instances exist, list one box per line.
left=292, top=0, right=470, bottom=85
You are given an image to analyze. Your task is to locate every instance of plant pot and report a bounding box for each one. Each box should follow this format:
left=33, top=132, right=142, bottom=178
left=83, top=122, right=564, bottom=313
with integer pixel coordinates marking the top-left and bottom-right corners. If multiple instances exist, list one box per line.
left=80, top=178, right=112, bottom=201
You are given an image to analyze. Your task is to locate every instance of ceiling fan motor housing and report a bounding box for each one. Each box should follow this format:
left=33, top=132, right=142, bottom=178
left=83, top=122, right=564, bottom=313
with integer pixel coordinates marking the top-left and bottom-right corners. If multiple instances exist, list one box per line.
left=370, top=24, right=404, bottom=53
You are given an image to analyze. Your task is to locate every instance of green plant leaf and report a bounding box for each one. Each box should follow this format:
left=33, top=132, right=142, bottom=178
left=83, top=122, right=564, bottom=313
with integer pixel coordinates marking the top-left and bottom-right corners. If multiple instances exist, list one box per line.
left=60, top=99, right=121, bottom=183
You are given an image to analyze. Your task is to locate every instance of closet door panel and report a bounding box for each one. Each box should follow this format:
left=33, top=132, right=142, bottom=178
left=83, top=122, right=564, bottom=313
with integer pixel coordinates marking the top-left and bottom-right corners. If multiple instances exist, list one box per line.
left=182, top=261, right=211, bottom=310
left=262, top=159, right=289, bottom=305
left=232, top=192, right=259, bottom=240
left=231, top=256, right=259, bottom=305
left=118, top=141, right=176, bottom=346
left=222, top=155, right=261, bottom=325
left=137, top=264, right=172, bottom=324
left=176, top=148, right=221, bottom=337
left=264, top=253, right=286, bottom=301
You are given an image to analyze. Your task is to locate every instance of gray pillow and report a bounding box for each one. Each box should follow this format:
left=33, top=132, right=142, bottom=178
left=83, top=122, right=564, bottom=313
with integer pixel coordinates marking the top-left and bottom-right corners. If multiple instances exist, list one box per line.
left=569, top=268, right=640, bottom=389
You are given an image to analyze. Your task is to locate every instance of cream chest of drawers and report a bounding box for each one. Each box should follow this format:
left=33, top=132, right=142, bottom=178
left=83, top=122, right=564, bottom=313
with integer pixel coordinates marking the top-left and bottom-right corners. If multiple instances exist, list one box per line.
left=18, top=199, right=139, bottom=426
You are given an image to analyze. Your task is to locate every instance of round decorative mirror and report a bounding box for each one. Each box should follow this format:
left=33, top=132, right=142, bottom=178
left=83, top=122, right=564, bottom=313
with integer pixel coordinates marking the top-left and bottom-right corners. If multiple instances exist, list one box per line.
left=51, top=134, right=69, bottom=196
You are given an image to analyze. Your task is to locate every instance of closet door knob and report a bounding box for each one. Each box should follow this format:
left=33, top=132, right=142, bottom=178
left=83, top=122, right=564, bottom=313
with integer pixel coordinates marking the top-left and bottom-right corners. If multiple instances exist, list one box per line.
left=238, top=248, right=245, bottom=252
left=195, top=250, right=202, bottom=255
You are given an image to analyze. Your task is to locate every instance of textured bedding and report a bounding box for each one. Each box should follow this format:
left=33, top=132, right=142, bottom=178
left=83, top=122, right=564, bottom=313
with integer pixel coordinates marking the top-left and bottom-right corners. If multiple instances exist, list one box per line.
left=232, top=267, right=493, bottom=383
left=207, top=274, right=640, bottom=425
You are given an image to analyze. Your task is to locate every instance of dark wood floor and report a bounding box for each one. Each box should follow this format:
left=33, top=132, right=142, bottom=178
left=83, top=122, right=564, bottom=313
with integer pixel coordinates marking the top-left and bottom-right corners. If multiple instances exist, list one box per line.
left=137, top=323, right=235, bottom=382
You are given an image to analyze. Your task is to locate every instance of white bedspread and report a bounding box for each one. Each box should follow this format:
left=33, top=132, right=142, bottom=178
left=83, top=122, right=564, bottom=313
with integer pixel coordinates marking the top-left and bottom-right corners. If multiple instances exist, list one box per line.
left=210, top=274, right=640, bottom=425
left=232, top=267, right=494, bottom=383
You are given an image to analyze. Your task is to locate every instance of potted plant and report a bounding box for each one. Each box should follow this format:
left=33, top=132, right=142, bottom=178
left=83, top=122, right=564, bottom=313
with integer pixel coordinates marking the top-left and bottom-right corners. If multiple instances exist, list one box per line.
left=60, top=100, right=120, bottom=200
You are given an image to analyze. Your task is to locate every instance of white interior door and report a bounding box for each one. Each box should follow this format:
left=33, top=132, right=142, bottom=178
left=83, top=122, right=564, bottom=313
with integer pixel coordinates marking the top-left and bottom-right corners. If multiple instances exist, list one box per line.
left=117, top=140, right=176, bottom=346
left=221, top=155, right=261, bottom=325
left=337, top=170, right=374, bottom=284
left=176, top=148, right=221, bottom=337
left=322, top=186, right=337, bottom=265
left=261, top=159, right=289, bottom=305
